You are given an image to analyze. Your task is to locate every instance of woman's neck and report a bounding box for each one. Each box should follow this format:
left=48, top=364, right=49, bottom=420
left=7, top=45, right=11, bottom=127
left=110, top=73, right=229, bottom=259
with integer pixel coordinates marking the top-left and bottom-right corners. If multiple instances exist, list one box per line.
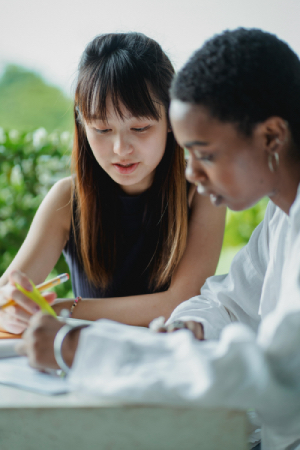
left=269, top=161, right=300, bottom=214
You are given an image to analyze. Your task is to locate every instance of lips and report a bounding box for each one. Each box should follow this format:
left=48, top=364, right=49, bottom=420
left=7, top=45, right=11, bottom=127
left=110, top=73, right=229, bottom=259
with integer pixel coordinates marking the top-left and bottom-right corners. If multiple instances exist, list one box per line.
left=196, top=184, right=223, bottom=206
left=113, top=162, right=139, bottom=174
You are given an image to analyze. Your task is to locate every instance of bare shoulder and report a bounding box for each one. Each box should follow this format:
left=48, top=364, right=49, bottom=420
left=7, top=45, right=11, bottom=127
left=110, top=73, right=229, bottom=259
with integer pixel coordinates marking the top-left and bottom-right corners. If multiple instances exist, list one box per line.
left=48, top=177, right=72, bottom=206
left=38, top=177, right=72, bottom=232
left=187, top=181, right=226, bottom=223
left=189, top=187, right=226, bottom=228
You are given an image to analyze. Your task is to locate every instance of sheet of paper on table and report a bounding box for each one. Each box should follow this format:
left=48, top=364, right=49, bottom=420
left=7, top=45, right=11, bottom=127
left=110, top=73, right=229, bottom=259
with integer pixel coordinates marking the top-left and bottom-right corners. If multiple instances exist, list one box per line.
left=0, top=318, right=92, bottom=395
left=0, top=356, right=72, bottom=395
left=0, top=339, right=20, bottom=358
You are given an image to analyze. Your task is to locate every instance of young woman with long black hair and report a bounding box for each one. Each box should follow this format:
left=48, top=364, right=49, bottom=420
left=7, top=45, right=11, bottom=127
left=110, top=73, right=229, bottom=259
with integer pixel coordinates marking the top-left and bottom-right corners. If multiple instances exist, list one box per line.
left=0, top=32, right=225, bottom=334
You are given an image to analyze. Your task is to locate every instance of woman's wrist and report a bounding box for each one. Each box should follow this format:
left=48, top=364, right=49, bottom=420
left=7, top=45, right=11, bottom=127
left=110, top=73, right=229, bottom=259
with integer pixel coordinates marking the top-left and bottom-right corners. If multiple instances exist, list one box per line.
left=52, top=299, right=74, bottom=316
left=60, top=327, right=82, bottom=368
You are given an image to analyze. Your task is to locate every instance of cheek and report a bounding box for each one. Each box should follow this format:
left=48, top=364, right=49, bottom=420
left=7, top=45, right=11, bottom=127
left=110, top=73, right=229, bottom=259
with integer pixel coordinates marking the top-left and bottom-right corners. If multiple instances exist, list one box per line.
left=144, top=131, right=167, bottom=165
left=86, top=135, right=108, bottom=161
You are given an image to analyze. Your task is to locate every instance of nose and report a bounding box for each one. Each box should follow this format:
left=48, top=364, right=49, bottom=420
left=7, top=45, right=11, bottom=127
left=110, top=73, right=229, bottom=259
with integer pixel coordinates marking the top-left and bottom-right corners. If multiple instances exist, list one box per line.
left=113, top=134, right=133, bottom=156
left=185, top=153, right=208, bottom=185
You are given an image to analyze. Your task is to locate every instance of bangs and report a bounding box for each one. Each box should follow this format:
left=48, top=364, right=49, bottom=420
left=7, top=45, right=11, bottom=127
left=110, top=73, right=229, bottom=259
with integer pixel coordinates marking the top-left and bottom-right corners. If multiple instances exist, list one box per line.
left=76, top=52, right=162, bottom=123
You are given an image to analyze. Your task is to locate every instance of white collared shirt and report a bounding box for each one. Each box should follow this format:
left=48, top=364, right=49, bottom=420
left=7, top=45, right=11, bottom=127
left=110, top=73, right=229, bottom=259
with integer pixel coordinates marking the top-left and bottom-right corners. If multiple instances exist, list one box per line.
left=69, top=187, right=300, bottom=450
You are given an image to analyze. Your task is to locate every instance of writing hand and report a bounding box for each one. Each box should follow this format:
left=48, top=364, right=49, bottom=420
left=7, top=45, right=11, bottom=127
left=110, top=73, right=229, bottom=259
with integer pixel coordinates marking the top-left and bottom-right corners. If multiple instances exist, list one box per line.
left=0, top=270, right=56, bottom=334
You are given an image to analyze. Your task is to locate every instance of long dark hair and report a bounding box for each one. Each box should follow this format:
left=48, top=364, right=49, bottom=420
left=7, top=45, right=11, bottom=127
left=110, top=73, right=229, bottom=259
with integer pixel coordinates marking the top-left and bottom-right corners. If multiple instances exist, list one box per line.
left=72, top=32, right=188, bottom=291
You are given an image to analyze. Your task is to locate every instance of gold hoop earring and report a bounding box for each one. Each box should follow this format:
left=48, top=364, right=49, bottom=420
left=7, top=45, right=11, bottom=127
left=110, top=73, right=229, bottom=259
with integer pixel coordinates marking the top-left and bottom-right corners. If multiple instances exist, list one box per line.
left=268, top=152, right=279, bottom=173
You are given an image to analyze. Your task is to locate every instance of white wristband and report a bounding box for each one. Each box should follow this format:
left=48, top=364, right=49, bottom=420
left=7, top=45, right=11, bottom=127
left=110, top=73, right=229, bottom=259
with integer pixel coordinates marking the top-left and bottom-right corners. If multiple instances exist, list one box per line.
left=53, top=324, right=77, bottom=374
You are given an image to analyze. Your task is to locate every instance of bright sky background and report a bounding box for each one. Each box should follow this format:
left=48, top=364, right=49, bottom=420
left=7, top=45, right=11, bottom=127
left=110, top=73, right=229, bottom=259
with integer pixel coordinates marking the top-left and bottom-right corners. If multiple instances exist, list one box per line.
left=1, top=0, right=300, bottom=96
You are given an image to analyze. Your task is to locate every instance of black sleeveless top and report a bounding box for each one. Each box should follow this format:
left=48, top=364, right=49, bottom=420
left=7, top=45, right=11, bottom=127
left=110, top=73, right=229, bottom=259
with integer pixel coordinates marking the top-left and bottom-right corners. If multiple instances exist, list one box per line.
left=63, top=188, right=182, bottom=298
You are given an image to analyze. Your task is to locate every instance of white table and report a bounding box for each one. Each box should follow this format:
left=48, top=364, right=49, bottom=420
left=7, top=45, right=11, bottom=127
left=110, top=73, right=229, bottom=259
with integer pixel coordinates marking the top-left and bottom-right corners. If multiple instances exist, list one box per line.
left=0, top=384, right=249, bottom=450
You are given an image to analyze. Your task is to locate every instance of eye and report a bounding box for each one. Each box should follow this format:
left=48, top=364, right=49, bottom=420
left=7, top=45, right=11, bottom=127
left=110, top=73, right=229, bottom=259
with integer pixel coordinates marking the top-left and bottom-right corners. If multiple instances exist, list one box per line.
left=199, top=154, right=214, bottom=162
left=94, top=128, right=111, bottom=134
left=194, top=149, right=214, bottom=162
left=131, top=126, right=151, bottom=132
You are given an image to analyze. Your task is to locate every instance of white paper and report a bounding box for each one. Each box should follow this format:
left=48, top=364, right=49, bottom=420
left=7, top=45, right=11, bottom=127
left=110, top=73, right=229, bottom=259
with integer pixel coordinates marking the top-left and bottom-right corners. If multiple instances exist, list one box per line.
left=0, top=339, right=20, bottom=359
left=0, top=356, right=72, bottom=395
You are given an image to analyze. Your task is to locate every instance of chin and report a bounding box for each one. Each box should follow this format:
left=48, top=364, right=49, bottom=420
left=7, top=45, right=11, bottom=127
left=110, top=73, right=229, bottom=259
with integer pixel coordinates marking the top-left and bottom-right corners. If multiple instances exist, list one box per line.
left=228, top=199, right=261, bottom=212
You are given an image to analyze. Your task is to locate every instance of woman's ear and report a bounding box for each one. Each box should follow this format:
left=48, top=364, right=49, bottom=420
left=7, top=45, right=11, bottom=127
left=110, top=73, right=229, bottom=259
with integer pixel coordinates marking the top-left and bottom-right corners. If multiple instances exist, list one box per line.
left=262, top=117, right=289, bottom=150
left=257, top=117, right=289, bottom=173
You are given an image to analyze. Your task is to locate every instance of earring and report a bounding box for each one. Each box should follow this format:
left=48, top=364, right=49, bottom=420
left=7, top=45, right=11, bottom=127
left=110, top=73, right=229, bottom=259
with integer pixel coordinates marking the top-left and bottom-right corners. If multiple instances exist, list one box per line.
left=268, top=152, right=279, bottom=173
left=195, top=182, right=206, bottom=194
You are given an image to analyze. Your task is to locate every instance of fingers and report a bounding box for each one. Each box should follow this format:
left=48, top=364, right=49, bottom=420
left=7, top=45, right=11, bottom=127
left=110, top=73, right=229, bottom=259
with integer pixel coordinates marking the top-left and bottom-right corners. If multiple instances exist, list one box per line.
left=166, top=320, right=188, bottom=332
left=153, top=319, right=205, bottom=340
left=22, top=313, right=64, bottom=370
left=2, top=304, right=31, bottom=323
left=9, top=270, right=32, bottom=291
left=1, top=270, right=39, bottom=315
left=0, top=270, right=56, bottom=334
left=184, top=320, right=205, bottom=340
left=42, top=292, right=57, bottom=305
left=0, top=294, right=31, bottom=334
left=0, top=308, right=28, bottom=334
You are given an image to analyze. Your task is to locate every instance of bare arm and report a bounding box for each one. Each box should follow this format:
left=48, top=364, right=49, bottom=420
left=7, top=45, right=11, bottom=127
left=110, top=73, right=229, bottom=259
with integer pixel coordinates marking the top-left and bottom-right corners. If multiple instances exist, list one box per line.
left=0, top=177, right=71, bottom=286
left=0, top=178, right=72, bottom=333
left=53, top=188, right=226, bottom=326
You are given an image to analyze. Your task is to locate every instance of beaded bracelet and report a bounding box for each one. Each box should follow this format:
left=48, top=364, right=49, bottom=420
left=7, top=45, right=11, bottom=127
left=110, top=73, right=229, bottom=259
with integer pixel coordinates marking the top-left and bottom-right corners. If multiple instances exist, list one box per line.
left=70, top=296, right=82, bottom=316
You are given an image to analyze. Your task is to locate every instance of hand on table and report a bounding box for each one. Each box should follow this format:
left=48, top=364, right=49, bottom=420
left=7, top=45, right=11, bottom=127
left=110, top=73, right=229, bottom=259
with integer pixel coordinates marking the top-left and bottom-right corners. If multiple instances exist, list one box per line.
left=19, top=312, right=81, bottom=371
left=151, top=318, right=205, bottom=340
left=0, top=270, right=56, bottom=334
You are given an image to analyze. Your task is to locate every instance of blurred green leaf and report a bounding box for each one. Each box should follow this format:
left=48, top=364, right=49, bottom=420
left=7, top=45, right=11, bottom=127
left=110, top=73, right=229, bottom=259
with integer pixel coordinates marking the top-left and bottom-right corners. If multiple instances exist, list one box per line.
left=223, top=197, right=268, bottom=247
left=217, top=198, right=268, bottom=274
left=0, top=127, right=73, bottom=297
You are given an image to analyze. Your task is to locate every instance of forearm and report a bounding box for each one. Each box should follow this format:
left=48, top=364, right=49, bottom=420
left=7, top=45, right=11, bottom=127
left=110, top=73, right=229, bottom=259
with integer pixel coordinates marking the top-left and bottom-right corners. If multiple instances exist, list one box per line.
left=52, top=286, right=196, bottom=327
left=165, top=283, right=235, bottom=340
left=167, top=234, right=268, bottom=340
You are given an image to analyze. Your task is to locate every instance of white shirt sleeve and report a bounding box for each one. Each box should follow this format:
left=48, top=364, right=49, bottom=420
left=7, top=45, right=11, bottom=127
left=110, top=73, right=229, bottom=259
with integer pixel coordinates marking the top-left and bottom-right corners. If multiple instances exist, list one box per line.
left=68, top=199, right=300, bottom=447
left=68, top=314, right=300, bottom=440
left=166, top=205, right=272, bottom=340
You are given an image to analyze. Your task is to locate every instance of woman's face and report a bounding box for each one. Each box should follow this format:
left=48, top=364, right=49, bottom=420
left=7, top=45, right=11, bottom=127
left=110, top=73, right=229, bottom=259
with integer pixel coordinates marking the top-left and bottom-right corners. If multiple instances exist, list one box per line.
left=170, top=100, right=275, bottom=211
left=84, top=97, right=169, bottom=195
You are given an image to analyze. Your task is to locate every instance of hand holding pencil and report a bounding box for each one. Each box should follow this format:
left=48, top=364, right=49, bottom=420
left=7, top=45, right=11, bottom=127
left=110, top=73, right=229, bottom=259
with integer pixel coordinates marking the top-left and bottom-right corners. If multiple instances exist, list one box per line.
left=0, top=270, right=69, bottom=335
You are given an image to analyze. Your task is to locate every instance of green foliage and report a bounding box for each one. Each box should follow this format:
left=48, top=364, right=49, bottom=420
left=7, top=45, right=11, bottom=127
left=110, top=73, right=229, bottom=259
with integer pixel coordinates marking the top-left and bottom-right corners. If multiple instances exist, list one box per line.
left=216, top=198, right=268, bottom=274
left=223, top=197, right=268, bottom=247
left=0, top=65, right=74, bottom=133
left=0, top=127, right=73, bottom=298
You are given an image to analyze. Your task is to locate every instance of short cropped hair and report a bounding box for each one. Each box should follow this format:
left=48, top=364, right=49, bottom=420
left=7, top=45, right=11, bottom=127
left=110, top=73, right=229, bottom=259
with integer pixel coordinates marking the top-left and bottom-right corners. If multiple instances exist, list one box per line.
left=170, top=28, right=300, bottom=148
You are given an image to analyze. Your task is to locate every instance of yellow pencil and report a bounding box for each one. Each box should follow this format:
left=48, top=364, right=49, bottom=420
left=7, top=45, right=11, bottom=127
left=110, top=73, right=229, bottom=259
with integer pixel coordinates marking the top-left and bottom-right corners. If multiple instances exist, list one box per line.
left=1, top=273, right=69, bottom=310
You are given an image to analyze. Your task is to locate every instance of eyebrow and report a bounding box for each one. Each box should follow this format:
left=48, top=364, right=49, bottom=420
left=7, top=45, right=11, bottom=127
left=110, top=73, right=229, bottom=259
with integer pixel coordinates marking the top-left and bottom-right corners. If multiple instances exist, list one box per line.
left=184, top=140, right=209, bottom=148
left=88, top=114, right=155, bottom=123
